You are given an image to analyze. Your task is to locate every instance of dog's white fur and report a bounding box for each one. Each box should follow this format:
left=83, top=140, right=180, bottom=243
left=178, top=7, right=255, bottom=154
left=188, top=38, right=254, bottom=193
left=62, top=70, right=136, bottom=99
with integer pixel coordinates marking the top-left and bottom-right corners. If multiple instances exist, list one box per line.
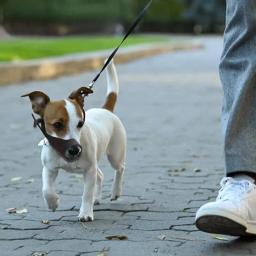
left=40, top=61, right=126, bottom=221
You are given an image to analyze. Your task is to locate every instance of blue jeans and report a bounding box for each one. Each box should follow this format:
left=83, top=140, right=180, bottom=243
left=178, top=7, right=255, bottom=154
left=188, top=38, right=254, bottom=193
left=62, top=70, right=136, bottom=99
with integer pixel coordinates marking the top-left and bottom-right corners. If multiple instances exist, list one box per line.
left=220, top=0, right=256, bottom=175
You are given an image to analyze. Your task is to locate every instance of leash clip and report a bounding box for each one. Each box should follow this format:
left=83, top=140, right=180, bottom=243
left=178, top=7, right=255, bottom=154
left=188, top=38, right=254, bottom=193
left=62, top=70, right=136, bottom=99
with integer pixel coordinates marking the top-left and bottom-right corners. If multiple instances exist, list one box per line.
left=88, top=81, right=94, bottom=90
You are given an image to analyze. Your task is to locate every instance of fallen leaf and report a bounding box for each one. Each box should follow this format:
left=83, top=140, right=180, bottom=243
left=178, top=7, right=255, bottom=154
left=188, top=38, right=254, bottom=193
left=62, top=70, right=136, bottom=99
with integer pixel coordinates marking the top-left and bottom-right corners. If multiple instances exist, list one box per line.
left=213, top=236, right=230, bottom=241
left=6, top=207, right=28, bottom=214
left=11, top=177, right=22, bottom=182
left=105, top=235, right=128, bottom=240
left=97, top=253, right=107, bottom=256
left=31, top=252, right=48, bottom=256
left=16, top=208, right=28, bottom=214
left=158, top=234, right=166, bottom=240
left=182, top=207, right=189, bottom=212
left=41, top=220, right=50, bottom=225
left=6, top=208, right=17, bottom=213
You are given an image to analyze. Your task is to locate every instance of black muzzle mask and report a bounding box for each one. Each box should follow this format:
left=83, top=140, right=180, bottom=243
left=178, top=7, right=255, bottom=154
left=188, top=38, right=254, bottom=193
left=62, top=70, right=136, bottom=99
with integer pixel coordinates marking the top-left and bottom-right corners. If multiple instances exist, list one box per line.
left=32, top=112, right=84, bottom=163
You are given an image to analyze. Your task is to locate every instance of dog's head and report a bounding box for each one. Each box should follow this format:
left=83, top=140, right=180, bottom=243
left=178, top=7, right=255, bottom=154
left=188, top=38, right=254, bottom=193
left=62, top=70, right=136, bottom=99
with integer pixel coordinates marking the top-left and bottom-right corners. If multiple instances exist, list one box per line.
left=22, top=87, right=93, bottom=162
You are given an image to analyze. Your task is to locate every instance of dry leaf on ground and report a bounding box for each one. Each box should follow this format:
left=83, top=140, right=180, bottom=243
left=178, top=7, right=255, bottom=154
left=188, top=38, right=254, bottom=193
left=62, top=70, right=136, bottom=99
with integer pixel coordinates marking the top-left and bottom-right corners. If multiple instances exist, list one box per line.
left=11, top=177, right=22, bottom=182
left=157, top=234, right=166, bottom=240
left=41, top=220, right=50, bottom=225
left=213, top=236, right=230, bottom=241
left=97, top=252, right=107, bottom=256
left=16, top=208, right=28, bottom=214
left=6, top=207, right=28, bottom=214
left=6, top=208, right=17, bottom=213
left=105, top=235, right=128, bottom=240
left=31, top=252, right=48, bottom=256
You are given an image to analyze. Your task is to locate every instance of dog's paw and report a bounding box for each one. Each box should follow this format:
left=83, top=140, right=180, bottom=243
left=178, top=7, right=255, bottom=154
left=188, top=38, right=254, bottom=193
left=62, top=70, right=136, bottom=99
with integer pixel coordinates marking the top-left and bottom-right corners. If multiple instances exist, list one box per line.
left=111, top=187, right=121, bottom=201
left=110, top=187, right=121, bottom=200
left=110, top=195, right=120, bottom=201
left=94, top=200, right=100, bottom=205
left=94, top=198, right=101, bottom=205
left=78, top=213, right=94, bottom=222
left=43, top=192, right=59, bottom=212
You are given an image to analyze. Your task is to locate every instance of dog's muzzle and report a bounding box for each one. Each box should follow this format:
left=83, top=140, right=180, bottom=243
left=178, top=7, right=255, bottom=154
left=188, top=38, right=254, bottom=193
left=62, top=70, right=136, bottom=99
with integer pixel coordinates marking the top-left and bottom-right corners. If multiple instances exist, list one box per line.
left=32, top=114, right=82, bottom=162
left=47, top=135, right=82, bottom=162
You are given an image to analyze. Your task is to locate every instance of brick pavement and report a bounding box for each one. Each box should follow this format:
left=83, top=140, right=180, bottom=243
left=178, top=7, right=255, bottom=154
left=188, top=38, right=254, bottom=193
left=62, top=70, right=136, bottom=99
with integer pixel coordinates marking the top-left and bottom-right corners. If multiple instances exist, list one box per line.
left=1, top=36, right=255, bottom=256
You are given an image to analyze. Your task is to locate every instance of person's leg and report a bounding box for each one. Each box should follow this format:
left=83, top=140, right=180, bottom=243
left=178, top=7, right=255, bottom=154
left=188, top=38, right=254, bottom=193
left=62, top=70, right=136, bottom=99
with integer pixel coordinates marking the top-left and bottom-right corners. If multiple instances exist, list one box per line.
left=195, top=0, right=256, bottom=236
left=221, top=0, right=256, bottom=177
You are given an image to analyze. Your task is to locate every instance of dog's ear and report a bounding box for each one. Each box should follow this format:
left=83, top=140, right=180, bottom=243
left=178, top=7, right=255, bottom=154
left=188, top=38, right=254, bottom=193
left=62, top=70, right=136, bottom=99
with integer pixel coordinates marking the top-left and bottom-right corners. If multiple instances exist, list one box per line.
left=68, top=87, right=93, bottom=107
left=21, top=91, right=50, bottom=117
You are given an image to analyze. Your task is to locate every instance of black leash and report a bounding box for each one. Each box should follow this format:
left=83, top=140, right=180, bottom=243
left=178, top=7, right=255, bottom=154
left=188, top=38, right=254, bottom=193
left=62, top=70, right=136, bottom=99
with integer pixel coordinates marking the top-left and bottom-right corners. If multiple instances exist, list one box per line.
left=88, top=0, right=152, bottom=90
left=25, top=0, right=152, bottom=163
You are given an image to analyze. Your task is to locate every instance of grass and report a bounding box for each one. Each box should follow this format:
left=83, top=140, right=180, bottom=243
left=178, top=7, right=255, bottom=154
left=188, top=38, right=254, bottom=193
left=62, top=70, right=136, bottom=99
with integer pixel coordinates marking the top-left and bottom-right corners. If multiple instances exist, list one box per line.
left=0, top=35, right=169, bottom=62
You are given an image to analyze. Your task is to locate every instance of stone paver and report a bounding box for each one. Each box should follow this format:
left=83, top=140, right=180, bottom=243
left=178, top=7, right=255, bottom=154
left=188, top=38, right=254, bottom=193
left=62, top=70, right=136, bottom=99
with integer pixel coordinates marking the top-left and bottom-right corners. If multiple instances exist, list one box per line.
left=1, top=36, right=255, bottom=256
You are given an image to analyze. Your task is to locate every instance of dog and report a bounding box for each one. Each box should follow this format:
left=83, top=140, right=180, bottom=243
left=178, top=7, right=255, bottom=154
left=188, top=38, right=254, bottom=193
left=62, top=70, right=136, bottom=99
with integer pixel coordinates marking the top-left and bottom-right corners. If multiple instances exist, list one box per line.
left=22, top=60, right=126, bottom=222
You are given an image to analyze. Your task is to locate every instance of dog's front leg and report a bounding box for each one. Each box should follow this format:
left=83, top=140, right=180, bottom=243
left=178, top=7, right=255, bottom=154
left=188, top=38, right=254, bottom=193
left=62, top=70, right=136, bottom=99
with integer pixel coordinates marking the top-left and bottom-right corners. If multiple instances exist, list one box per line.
left=42, top=167, right=59, bottom=212
left=78, top=167, right=97, bottom=222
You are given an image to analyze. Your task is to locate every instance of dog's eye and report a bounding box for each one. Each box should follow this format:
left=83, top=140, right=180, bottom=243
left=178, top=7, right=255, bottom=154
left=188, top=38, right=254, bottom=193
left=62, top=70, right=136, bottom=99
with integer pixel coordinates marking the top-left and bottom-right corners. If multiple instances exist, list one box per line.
left=53, top=122, right=64, bottom=130
left=77, top=121, right=84, bottom=128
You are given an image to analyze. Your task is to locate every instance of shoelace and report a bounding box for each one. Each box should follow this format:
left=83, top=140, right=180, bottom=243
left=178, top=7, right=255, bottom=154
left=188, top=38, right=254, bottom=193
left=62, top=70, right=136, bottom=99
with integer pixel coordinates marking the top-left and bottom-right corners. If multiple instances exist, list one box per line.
left=217, top=177, right=254, bottom=201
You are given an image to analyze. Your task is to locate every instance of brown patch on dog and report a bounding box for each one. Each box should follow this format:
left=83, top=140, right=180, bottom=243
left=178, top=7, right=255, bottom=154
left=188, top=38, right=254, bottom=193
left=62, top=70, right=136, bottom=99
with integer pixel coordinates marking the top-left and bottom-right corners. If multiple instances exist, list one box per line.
left=102, top=92, right=117, bottom=112
left=44, top=100, right=69, bottom=138
left=68, top=87, right=93, bottom=108
left=68, top=99, right=84, bottom=120
left=21, top=91, right=50, bottom=118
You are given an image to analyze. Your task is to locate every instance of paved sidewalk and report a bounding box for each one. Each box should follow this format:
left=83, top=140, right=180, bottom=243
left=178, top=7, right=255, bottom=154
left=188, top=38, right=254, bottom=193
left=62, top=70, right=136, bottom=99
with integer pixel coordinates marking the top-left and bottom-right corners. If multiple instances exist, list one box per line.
left=1, top=36, right=255, bottom=256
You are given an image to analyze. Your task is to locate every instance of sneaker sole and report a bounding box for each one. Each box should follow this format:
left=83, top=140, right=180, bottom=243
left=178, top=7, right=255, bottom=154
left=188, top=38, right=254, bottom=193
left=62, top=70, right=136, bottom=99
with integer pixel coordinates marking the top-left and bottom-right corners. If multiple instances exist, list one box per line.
left=196, top=215, right=248, bottom=236
left=196, top=206, right=256, bottom=236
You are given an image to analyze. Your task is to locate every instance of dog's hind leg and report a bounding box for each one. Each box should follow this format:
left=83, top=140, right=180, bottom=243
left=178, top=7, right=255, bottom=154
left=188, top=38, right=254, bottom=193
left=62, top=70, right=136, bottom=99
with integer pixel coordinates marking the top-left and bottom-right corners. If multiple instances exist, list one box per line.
left=110, top=164, right=125, bottom=201
left=107, top=122, right=126, bottom=201
left=107, top=143, right=126, bottom=201
left=94, top=167, right=103, bottom=205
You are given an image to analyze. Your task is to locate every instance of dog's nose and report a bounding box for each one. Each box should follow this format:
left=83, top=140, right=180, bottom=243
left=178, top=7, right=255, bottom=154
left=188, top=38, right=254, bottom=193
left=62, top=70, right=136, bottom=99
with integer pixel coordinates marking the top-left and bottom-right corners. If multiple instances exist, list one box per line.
left=68, top=145, right=81, bottom=156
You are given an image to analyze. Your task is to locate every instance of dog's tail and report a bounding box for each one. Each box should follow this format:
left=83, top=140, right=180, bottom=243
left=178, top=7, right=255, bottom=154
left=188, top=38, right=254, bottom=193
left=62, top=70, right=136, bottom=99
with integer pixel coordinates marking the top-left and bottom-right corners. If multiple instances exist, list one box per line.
left=102, top=60, right=119, bottom=112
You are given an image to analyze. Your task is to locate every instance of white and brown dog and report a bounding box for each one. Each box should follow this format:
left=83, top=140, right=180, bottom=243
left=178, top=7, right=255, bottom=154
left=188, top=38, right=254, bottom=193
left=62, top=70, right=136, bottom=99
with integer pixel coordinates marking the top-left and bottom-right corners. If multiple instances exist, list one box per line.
left=23, top=60, right=126, bottom=222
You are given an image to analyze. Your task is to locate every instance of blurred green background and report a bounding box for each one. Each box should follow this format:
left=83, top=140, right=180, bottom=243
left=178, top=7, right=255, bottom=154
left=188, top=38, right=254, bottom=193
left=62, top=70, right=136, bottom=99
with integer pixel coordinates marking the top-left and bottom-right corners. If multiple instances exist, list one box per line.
left=0, top=0, right=226, bottom=62
left=0, top=0, right=226, bottom=35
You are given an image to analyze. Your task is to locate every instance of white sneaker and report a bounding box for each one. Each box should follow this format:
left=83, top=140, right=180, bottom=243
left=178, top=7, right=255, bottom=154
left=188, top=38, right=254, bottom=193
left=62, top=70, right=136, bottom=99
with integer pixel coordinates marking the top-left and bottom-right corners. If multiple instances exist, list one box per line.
left=195, top=177, right=256, bottom=236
